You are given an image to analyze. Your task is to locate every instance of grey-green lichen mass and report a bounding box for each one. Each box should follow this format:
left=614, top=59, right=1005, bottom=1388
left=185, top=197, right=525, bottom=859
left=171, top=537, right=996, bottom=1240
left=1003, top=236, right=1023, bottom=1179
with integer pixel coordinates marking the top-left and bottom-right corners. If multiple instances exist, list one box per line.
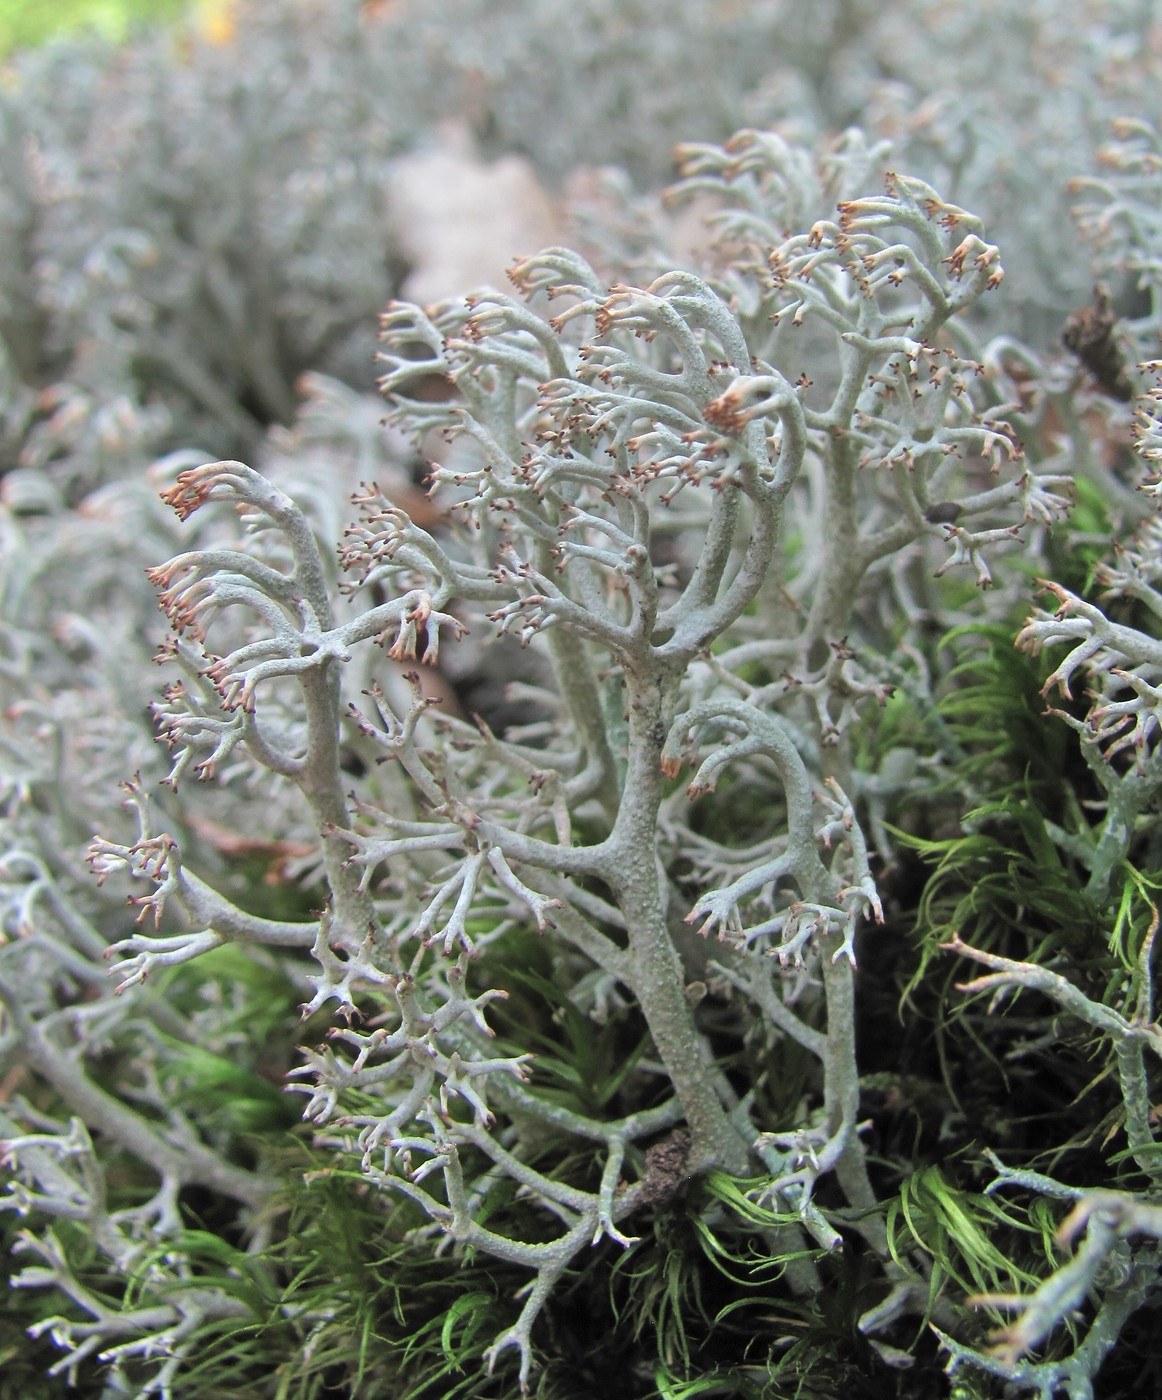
left=3, top=2, right=1162, bottom=1396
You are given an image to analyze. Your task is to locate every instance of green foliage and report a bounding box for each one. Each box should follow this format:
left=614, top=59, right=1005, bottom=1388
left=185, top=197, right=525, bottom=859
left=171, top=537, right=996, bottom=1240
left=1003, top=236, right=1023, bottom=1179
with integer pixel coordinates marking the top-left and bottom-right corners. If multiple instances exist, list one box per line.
left=74, top=1155, right=520, bottom=1400
left=491, top=964, right=653, bottom=1120
left=264, top=1162, right=504, bottom=1399
left=934, top=625, right=1080, bottom=795
left=0, top=0, right=189, bottom=56
left=886, top=1166, right=1058, bottom=1316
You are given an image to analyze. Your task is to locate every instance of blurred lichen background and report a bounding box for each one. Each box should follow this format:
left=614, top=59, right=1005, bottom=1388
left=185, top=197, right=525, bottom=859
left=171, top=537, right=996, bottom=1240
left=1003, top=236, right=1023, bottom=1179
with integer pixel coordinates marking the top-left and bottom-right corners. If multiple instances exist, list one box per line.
left=3, top=3, right=1162, bottom=1398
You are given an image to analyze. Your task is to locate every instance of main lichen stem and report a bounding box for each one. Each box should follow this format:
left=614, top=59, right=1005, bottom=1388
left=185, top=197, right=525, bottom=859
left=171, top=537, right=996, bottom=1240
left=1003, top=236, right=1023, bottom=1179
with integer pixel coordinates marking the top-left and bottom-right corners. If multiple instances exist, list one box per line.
left=610, top=664, right=752, bottom=1176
